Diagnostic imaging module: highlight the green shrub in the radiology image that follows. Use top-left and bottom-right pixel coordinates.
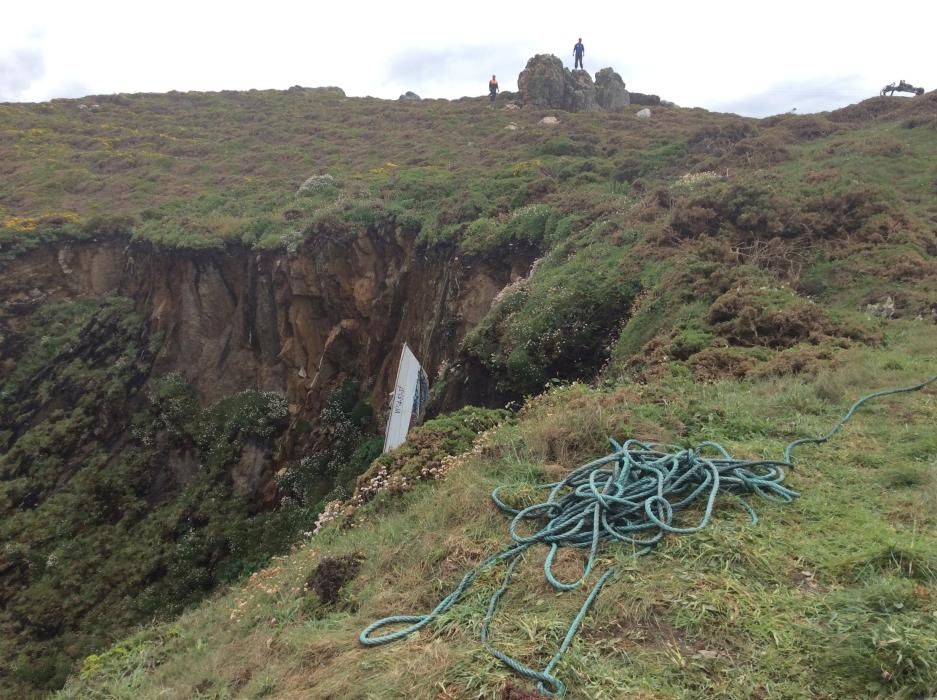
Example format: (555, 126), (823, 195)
(81, 214), (136, 235)
(538, 137), (597, 157)
(364, 406), (509, 484)
(277, 383), (381, 507)
(463, 240), (640, 395)
(669, 318), (715, 360)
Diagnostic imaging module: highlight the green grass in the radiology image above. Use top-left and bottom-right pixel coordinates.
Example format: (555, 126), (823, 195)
(7, 88), (914, 257)
(56, 325), (937, 699)
(3, 88), (937, 696)
(463, 234), (642, 395)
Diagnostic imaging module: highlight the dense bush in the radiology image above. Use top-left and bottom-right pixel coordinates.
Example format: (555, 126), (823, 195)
(277, 382), (382, 508)
(463, 240), (640, 396)
(0, 301), (351, 696)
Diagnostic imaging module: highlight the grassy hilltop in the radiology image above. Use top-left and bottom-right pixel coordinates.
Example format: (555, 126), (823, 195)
(1, 86), (936, 698)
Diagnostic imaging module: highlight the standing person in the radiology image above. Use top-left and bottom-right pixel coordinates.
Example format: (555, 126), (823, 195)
(489, 75), (499, 102)
(573, 38), (585, 70)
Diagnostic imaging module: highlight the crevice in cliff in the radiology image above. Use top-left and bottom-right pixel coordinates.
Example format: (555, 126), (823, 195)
(0, 227), (539, 469)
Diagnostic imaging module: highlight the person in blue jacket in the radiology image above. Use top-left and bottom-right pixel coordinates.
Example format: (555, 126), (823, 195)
(573, 38), (585, 70)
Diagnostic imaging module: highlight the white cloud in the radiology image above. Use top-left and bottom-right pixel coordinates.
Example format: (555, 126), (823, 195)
(709, 75), (870, 117)
(0, 48), (46, 102)
(1, 0), (934, 114)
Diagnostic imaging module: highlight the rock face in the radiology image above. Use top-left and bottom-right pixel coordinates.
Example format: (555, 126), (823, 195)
(517, 54), (570, 109)
(595, 68), (630, 110)
(568, 70), (597, 111)
(0, 229), (535, 419)
(630, 92), (662, 106)
(0, 226), (539, 523)
(517, 55), (628, 113)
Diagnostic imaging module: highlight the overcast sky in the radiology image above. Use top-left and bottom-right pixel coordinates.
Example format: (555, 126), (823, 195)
(2, 0), (933, 117)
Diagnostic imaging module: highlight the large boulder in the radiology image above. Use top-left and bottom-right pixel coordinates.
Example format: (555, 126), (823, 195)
(398, 91), (421, 102)
(595, 68), (630, 110)
(517, 54), (599, 112)
(517, 54), (569, 109)
(518, 55), (637, 112)
(568, 70), (598, 112)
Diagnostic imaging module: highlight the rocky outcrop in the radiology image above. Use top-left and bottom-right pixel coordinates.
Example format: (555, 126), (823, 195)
(630, 92), (662, 106)
(494, 90), (519, 104)
(398, 91), (421, 102)
(1, 225), (537, 693)
(288, 85), (346, 97)
(517, 55), (630, 113)
(595, 68), (630, 110)
(517, 54), (571, 109)
(0, 228), (535, 423)
(568, 70), (597, 112)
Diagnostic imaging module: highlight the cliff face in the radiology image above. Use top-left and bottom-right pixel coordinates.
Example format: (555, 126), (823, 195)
(1, 227), (538, 694)
(1, 228), (532, 420)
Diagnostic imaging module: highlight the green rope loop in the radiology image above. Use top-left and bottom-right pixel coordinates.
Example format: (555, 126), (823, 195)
(360, 373), (937, 696)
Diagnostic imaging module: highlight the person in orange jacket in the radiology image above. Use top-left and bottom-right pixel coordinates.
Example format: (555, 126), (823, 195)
(489, 75), (499, 102)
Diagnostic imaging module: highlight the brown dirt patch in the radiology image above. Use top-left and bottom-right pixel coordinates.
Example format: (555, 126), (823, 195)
(501, 683), (549, 700)
(305, 553), (363, 604)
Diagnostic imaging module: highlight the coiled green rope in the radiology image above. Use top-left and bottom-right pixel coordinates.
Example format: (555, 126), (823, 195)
(360, 374), (937, 696)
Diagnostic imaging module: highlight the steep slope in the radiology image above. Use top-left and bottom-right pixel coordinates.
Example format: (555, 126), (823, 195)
(2, 86), (936, 697)
(58, 340), (937, 698)
(0, 228), (527, 694)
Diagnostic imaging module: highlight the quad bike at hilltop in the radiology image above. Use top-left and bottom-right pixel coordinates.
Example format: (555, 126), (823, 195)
(881, 80), (925, 96)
